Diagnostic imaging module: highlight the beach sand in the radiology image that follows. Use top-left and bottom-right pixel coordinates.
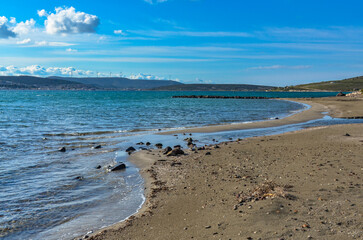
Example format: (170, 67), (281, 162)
(87, 96), (363, 240)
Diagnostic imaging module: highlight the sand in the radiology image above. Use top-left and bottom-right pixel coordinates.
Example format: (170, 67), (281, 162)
(87, 96), (363, 240)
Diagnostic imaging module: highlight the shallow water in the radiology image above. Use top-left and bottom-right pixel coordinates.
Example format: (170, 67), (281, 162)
(0, 90), (351, 239)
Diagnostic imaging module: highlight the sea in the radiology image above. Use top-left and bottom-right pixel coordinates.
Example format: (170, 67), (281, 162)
(1, 90), (362, 240)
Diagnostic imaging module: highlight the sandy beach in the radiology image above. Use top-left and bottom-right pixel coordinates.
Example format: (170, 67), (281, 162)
(87, 96), (363, 240)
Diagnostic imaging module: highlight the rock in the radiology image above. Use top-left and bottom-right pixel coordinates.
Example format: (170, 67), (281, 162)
(174, 145), (182, 149)
(205, 152), (211, 155)
(136, 142), (144, 145)
(197, 146), (205, 150)
(93, 145), (102, 149)
(96, 165), (102, 169)
(163, 146), (172, 154)
(111, 163), (126, 171)
(74, 176), (84, 180)
(336, 92), (346, 96)
(59, 147), (66, 152)
(146, 142), (151, 146)
(167, 148), (184, 156)
(125, 147), (136, 153)
(345, 133), (351, 136)
(155, 143), (163, 149)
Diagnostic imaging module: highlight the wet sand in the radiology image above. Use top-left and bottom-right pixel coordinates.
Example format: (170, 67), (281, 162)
(87, 96), (363, 240)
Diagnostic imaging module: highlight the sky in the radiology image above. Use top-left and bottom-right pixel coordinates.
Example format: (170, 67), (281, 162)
(0, 0), (363, 86)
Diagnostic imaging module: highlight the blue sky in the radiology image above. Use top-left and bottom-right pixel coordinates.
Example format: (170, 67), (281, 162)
(0, 0), (363, 86)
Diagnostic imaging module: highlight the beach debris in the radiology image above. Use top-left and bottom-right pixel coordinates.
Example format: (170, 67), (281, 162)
(163, 146), (172, 154)
(126, 146), (136, 153)
(236, 181), (296, 205)
(146, 142), (151, 146)
(96, 165), (102, 169)
(166, 148), (184, 156)
(93, 145), (102, 149)
(205, 152), (211, 155)
(74, 176), (84, 180)
(155, 143), (163, 149)
(345, 133), (351, 136)
(58, 147), (66, 152)
(197, 146), (205, 150)
(111, 162), (126, 171)
(136, 142), (144, 145)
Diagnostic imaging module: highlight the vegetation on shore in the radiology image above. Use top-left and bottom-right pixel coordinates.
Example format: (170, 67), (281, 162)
(275, 76), (363, 92)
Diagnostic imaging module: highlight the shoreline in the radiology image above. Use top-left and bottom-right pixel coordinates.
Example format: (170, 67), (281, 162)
(86, 96), (363, 240)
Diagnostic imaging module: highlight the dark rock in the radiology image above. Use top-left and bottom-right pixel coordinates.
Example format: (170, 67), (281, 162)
(155, 143), (163, 149)
(139, 147), (148, 150)
(146, 142), (151, 146)
(93, 145), (102, 149)
(345, 133), (351, 136)
(74, 176), (84, 180)
(111, 162), (126, 171)
(197, 146), (205, 150)
(167, 148), (184, 156)
(96, 165), (102, 169)
(174, 145), (182, 149)
(163, 146), (172, 154)
(205, 152), (211, 155)
(126, 147), (136, 153)
(59, 147), (66, 152)
(136, 142), (144, 145)
(336, 92), (346, 96)
(171, 162), (182, 166)
(275, 117), (279, 120)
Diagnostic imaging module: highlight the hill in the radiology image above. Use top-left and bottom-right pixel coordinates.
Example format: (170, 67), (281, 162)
(0, 76), (93, 90)
(151, 84), (275, 91)
(280, 76), (363, 92)
(0, 76), (183, 90)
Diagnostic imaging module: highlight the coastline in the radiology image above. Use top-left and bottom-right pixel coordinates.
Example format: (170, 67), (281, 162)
(87, 96), (363, 240)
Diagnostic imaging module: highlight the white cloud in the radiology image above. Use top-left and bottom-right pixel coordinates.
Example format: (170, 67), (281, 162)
(37, 9), (48, 17)
(129, 30), (251, 38)
(12, 19), (36, 35)
(66, 48), (77, 52)
(114, 30), (126, 35)
(17, 38), (31, 44)
(0, 16), (16, 38)
(129, 73), (166, 80)
(248, 65), (311, 70)
(144, 0), (168, 4)
(39, 7), (100, 34)
(0, 64), (94, 77)
(35, 41), (75, 47)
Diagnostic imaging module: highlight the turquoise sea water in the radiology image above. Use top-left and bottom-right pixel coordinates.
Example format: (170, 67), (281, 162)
(0, 90), (355, 239)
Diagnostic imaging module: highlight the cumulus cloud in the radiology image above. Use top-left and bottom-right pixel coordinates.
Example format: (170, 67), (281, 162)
(0, 64), (94, 77)
(0, 16), (16, 38)
(39, 7), (100, 34)
(129, 73), (166, 80)
(12, 19), (36, 35)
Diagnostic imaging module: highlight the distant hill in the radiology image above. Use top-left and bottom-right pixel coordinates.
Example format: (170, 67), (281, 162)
(0, 76), (183, 90)
(48, 76), (182, 90)
(0, 76), (93, 90)
(151, 84), (275, 91)
(281, 76), (363, 92)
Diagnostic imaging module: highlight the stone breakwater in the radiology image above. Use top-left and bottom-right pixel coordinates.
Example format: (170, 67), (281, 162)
(172, 95), (271, 99)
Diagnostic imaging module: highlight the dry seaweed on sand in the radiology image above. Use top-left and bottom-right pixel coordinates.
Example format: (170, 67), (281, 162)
(237, 181), (296, 204)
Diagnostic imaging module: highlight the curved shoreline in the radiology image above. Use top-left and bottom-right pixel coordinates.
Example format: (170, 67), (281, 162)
(86, 96), (363, 240)
(158, 98), (327, 134)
